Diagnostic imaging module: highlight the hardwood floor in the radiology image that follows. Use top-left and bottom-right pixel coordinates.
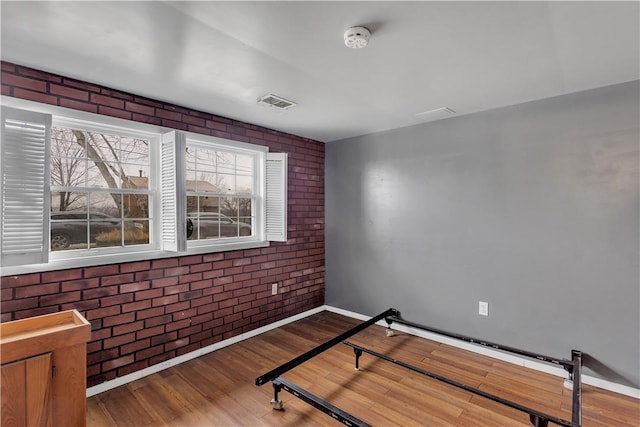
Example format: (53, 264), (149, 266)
(87, 311), (640, 426)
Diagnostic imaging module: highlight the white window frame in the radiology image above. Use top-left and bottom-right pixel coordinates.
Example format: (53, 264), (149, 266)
(184, 132), (266, 248)
(0, 97), (287, 276)
(48, 117), (160, 262)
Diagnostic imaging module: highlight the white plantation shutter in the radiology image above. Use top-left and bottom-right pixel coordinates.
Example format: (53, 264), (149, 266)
(265, 152), (287, 242)
(1, 107), (51, 267)
(161, 131), (186, 252)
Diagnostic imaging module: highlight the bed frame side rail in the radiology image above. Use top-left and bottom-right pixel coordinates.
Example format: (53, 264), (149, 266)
(271, 377), (372, 427)
(386, 315), (574, 368)
(381, 315), (582, 427)
(343, 341), (577, 427)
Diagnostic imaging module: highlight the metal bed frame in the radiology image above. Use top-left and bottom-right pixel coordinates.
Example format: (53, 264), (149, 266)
(255, 308), (583, 427)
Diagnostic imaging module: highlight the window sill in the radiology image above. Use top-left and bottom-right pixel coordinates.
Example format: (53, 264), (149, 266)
(0, 240), (270, 277)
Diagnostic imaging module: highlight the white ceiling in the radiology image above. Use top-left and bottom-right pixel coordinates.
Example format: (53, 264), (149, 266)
(2, 1), (638, 142)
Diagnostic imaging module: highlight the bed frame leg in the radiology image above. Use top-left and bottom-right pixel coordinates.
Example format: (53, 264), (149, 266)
(563, 358), (574, 390)
(385, 317), (395, 337)
(353, 348), (363, 370)
(271, 383), (284, 410)
(529, 414), (549, 427)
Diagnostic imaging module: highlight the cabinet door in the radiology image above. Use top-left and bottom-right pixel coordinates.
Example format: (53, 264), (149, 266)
(1, 353), (52, 427)
(1, 358), (26, 426)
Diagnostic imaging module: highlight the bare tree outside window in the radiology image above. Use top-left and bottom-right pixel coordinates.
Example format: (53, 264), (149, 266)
(50, 126), (150, 250)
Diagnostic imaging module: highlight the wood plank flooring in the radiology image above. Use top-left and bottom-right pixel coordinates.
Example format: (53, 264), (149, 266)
(87, 311), (640, 426)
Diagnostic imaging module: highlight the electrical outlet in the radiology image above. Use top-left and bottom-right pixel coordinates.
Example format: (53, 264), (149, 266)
(272, 283), (278, 295)
(479, 301), (489, 316)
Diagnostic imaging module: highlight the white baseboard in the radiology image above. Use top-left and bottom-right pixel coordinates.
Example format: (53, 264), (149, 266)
(87, 304), (639, 400)
(86, 305), (326, 397)
(324, 305), (640, 399)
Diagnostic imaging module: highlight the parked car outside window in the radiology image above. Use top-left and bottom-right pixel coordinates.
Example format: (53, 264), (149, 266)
(50, 212), (143, 250)
(187, 212), (251, 239)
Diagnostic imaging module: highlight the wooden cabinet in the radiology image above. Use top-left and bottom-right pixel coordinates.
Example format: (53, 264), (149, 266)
(1, 310), (91, 427)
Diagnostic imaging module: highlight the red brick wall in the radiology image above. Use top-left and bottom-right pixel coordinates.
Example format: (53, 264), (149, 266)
(0, 62), (325, 387)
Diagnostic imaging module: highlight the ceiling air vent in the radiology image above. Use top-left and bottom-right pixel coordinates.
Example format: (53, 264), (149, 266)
(414, 107), (457, 123)
(415, 107), (456, 119)
(257, 94), (297, 110)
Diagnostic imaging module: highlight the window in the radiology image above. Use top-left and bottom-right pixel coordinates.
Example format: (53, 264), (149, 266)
(49, 123), (152, 252)
(0, 103), (287, 273)
(185, 140), (257, 242)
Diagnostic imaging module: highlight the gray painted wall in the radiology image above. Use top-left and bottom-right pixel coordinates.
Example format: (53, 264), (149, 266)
(325, 81), (640, 388)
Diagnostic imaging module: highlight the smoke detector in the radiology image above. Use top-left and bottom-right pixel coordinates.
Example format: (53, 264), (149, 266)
(344, 26), (370, 49)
